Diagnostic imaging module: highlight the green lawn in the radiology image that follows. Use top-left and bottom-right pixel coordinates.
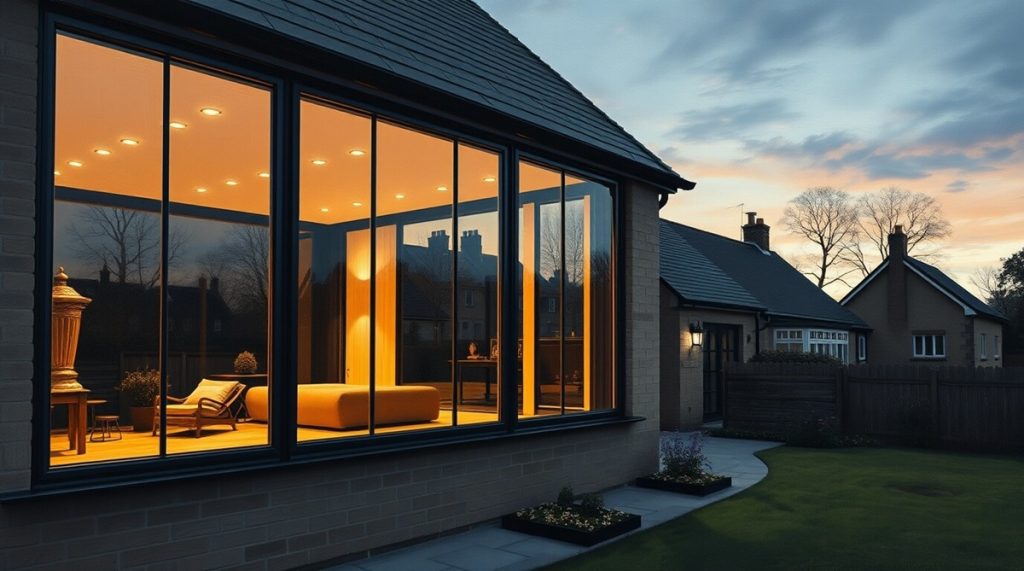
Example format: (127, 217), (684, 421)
(549, 446), (1024, 570)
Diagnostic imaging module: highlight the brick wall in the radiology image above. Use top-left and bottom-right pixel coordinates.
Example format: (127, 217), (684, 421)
(0, 10), (665, 559)
(0, 0), (37, 497)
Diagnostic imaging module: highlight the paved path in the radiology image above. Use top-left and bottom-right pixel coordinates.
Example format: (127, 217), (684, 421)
(326, 434), (782, 571)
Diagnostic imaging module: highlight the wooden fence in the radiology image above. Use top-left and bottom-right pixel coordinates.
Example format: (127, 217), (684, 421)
(723, 363), (1024, 451)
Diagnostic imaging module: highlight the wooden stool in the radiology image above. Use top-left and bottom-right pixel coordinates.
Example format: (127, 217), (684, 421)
(91, 415), (122, 442)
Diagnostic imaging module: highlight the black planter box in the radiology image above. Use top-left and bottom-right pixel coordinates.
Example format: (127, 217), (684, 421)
(635, 475), (732, 496)
(501, 511), (641, 546)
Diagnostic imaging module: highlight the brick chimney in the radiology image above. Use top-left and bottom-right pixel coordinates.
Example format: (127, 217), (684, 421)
(461, 229), (482, 265)
(428, 229), (449, 254)
(887, 225), (908, 327)
(742, 211), (770, 251)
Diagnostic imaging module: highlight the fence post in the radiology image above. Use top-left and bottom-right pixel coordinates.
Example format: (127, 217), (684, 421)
(836, 366), (846, 434)
(929, 368), (940, 447)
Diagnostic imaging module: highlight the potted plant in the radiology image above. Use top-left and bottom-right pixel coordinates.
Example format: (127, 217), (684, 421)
(501, 486), (641, 546)
(117, 368), (160, 432)
(635, 432), (732, 496)
(233, 351), (258, 374)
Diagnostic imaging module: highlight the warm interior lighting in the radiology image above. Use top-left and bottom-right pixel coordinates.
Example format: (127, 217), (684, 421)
(119, 138), (140, 146)
(257, 171), (270, 178)
(67, 160), (83, 167)
(482, 176), (496, 183)
(352, 201), (363, 207)
(93, 148), (112, 156)
(320, 207), (329, 213)
(199, 107), (222, 116)
(348, 149), (365, 156)
(54, 170), (61, 176)
(195, 187), (208, 193)
(225, 179), (238, 186)
(436, 185), (448, 192)
(394, 193), (405, 199)
(311, 159), (327, 166)
(169, 121), (188, 129)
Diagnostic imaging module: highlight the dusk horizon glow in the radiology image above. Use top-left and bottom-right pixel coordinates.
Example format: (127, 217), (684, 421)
(479, 0), (1024, 298)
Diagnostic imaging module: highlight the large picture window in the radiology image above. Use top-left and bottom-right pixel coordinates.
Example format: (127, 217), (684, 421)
(42, 27), (619, 479)
(517, 160), (615, 418)
(49, 33), (272, 467)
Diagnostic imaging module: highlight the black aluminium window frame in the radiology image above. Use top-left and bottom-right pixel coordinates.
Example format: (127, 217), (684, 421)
(29, 9), (629, 494)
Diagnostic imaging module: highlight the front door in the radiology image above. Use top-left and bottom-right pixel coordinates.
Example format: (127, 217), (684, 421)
(702, 324), (740, 421)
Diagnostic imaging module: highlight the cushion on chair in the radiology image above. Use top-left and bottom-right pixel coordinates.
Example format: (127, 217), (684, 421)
(184, 379), (240, 405)
(165, 403), (200, 416)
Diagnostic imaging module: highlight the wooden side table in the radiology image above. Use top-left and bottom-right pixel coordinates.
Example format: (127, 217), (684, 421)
(52, 389), (89, 455)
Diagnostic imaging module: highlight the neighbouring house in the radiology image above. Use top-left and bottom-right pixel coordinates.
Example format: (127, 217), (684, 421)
(0, 1), (695, 568)
(659, 213), (869, 428)
(841, 226), (1005, 367)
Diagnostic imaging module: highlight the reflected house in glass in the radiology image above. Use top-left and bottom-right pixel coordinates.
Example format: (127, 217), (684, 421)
(0, 0), (694, 568)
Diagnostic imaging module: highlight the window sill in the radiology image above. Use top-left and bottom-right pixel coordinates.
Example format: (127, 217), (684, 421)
(3, 415), (644, 503)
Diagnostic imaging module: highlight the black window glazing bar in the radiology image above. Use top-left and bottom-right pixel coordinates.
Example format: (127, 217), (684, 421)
(499, 150), (517, 429)
(451, 140), (459, 427)
(559, 171), (566, 415)
(158, 56), (170, 457)
(368, 116), (377, 436)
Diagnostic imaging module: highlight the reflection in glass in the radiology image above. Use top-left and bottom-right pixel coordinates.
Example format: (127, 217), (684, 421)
(166, 64), (271, 454)
(50, 34), (163, 466)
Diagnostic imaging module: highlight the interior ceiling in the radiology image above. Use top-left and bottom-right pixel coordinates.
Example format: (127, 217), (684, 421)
(55, 35), (581, 227)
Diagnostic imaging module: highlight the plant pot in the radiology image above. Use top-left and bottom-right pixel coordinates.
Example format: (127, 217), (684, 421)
(130, 406), (154, 432)
(501, 512), (641, 546)
(635, 475), (732, 496)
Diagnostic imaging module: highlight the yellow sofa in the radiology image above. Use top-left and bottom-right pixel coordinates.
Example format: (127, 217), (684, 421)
(245, 384), (440, 429)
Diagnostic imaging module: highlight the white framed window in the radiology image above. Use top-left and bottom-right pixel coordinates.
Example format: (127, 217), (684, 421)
(995, 336), (1000, 360)
(980, 333), (988, 360)
(774, 328), (850, 363)
(857, 336), (866, 361)
(912, 334), (946, 358)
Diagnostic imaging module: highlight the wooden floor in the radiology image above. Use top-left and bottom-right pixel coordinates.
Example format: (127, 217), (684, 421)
(50, 409), (498, 467)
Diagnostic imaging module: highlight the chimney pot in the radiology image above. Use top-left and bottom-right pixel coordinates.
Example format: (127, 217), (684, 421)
(742, 211), (770, 251)
(746, 212), (756, 225)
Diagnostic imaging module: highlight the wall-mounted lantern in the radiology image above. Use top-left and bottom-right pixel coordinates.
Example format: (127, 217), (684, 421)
(689, 321), (704, 347)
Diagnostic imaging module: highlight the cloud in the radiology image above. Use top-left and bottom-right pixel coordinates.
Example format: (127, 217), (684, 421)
(946, 179), (971, 193)
(744, 131), (854, 160)
(668, 99), (796, 141)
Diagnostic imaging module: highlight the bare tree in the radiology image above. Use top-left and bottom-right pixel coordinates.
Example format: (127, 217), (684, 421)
(201, 225), (269, 313)
(69, 206), (185, 287)
(854, 186), (951, 272)
(781, 186), (861, 289)
(538, 201), (584, 284)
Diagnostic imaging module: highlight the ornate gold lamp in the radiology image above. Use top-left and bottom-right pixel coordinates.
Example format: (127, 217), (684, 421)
(51, 267), (91, 392)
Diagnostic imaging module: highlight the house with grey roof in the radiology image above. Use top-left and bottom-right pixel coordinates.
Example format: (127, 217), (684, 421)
(0, 1), (693, 567)
(841, 226), (1005, 367)
(660, 214), (869, 428)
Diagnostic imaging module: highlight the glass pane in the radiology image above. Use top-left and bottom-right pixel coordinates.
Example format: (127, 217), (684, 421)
(166, 64), (271, 454)
(566, 174), (614, 412)
(376, 121), (453, 433)
(935, 336), (945, 356)
(518, 161), (562, 418)
(455, 144), (501, 425)
(296, 98), (372, 442)
(51, 34), (162, 466)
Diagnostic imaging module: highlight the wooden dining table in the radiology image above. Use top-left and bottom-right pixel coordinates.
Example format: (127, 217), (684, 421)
(52, 389), (89, 454)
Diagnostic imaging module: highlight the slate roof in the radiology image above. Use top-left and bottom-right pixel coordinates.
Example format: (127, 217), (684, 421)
(905, 258), (1005, 321)
(181, 0), (691, 189)
(660, 220), (869, 329)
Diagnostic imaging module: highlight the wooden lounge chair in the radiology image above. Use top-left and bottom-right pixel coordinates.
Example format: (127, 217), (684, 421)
(153, 379), (245, 438)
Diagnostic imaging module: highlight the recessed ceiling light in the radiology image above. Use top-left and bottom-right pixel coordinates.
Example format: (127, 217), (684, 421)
(169, 121), (188, 129)
(436, 185), (448, 192)
(311, 159), (327, 166)
(352, 201), (363, 207)
(349, 149), (366, 157)
(54, 170), (61, 176)
(67, 160), (83, 167)
(257, 171), (270, 178)
(482, 176), (496, 183)
(225, 179), (238, 186)
(196, 187), (208, 193)
(320, 207), (329, 213)
(200, 107), (222, 116)
(120, 138), (140, 146)
(395, 194), (405, 199)
(94, 148), (112, 156)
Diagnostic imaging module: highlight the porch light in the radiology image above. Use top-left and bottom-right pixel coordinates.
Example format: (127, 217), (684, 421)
(689, 321), (704, 347)
(200, 107), (222, 116)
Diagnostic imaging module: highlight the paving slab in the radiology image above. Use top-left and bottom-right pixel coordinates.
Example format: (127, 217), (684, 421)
(325, 433), (782, 571)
